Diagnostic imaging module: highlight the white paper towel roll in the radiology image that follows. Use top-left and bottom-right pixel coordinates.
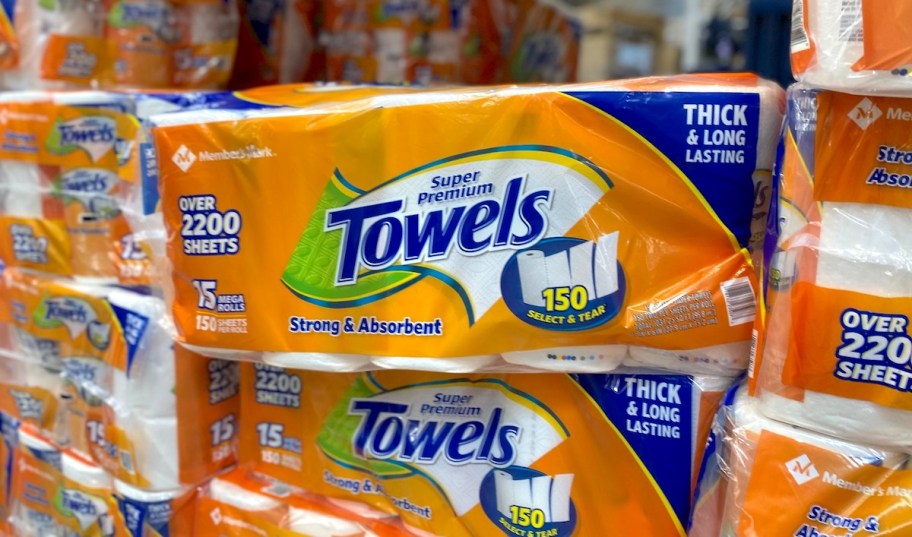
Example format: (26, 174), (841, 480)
(517, 250), (547, 307)
(371, 355), (502, 373)
(264, 352), (374, 373)
(593, 232), (619, 298)
(119, 415), (179, 490)
(759, 390), (912, 449)
(494, 470), (514, 517)
(107, 289), (177, 419)
(209, 477), (284, 512)
(286, 506), (364, 536)
(549, 474), (574, 523)
(502, 345), (627, 373)
(0, 160), (43, 218)
(625, 342), (751, 376)
(817, 202), (912, 297)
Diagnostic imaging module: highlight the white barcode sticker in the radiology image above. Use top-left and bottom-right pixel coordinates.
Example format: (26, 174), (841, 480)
(838, 0), (863, 43)
(264, 483), (293, 498)
(721, 277), (756, 326)
(791, 0), (810, 52)
(748, 328), (759, 378)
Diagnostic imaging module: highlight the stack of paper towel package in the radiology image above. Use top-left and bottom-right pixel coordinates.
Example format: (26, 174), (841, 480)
(691, 3), (912, 536)
(0, 76), (792, 534)
(140, 74), (784, 535)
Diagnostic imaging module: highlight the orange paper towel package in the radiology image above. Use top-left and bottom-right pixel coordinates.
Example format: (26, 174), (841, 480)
(1, 267), (240, 491)
(691, 385), (912, 537)
(238, 364), (733, 536)
(753, 85), (912, 448)
(0, 91), (157, 286)
(152, 74), (784, 374)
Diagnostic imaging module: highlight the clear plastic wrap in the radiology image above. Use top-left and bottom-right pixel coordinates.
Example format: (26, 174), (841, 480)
(0, 0), (239, 90)
(791, 0), (912, 95)
(238, 365), (733, 536)
(691, 384), (912, 537)
(0, 91), (158, 286)
(196, 468), (416, 536)
(753, 85), (912, 447)
(151, 74), (784, 374)
(1, 267), (239, 491)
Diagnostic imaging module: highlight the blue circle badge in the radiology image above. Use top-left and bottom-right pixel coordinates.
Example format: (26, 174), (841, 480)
(501, 237), (625, 331)
(480, 466), (577, 537)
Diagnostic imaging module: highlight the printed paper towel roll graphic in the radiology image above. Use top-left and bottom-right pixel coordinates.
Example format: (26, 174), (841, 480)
(530, 475), (552, 522)
(494, 470), (514, 518)
(493, 472), (573, 523)
(518, 233), (620, 307)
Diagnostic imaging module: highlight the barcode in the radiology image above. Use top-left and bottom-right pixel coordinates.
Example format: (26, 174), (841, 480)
(264, 483), (292, 498)
(120, 450), (134, 473)
(838, 0), (863, 42)
(721, 277), (756, 326)
(791, 0), (810, 52)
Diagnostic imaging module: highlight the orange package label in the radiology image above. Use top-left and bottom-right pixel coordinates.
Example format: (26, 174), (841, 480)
(155, 79), (782, 362)
(0, 216), (72, 276)
(783, 281), (912, 411)
(815, 92), (912, 210)
(740, 430), (912, 536)
(239, 365), (732, 536)
(40, 35), (106, 85)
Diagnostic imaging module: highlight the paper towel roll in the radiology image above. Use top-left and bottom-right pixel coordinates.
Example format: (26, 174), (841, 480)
(550, 474), (573, 523)
(62, 450), (111, 490)
(324, 497), (391, 520)
(502, 345), (627, 373)
(817, 202), (912, 297)
(123, 416), (179, 490)
(371, 355), (502, 373)
(794, 0), (912, 94)
(107, 289), (177, 419)
(209, 477), (284, 512)
(625, 342), (751, 376)
(264, 352), (374, 373)
(759, 390), (912, 449)
(517, 250), (547, 307)
(0, 160), (43, 218)
(593, 232), (619, 298)
(286, 506), (364, 536)
(18, 425), (60, 464)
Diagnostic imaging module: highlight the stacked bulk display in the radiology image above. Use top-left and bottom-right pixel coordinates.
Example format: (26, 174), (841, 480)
(149, 74), (785, 535)
(0, 91), (242, 536)
(692, 3), (912, 536)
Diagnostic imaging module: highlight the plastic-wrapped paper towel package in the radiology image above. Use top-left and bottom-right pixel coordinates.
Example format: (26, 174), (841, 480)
(1, 267), (240, 491)
(753, 85), (912, 447)
(0, 0), (240, 90)
(238, 364), (733, 536)
(152, 74), (785, 374)
(791, 0), (912, 94)
(691, 385), (912, 537)
(196, 467), (417, 536)
(0, 91), (158, 286)
(4, 421), (199, 536)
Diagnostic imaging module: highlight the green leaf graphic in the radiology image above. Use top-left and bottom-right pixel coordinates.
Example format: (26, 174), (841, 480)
(316, 376), (403, 476)
(32, 295), (57, 329)
(107, 1), (135, 28)
(37, 0), (57, 11)
(281, 176), (417, 306)
(44, 119), (70, 155)
(53, 488), (72, 518)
